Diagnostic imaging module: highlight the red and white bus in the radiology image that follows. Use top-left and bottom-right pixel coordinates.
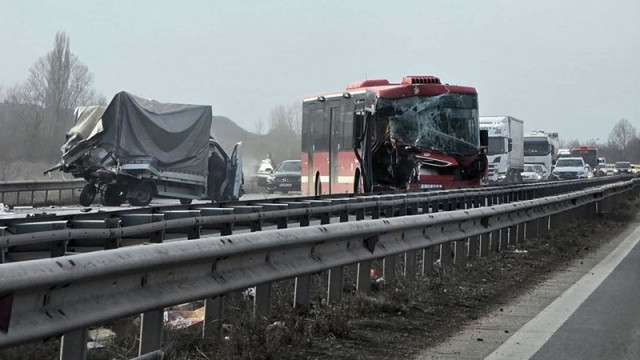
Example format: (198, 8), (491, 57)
(301, 75), (488, 195)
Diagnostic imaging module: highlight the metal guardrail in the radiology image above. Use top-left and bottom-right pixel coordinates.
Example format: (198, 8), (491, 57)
(0, 179), (86, 206)
(0, 178), (637, 359)
(0, 176), (629, 262)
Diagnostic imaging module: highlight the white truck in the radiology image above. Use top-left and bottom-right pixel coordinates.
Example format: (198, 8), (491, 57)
(479, 116), (524, 183)
(524, 131), (559, 174)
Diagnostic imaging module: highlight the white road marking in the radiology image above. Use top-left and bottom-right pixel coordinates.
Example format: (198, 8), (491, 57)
(485, 223), (640, 360)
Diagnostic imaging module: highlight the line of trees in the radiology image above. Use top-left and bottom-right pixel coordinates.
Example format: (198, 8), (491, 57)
(561, 118), (640, 164)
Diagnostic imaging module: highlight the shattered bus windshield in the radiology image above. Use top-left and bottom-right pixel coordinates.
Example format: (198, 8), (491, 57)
(377, 93), (479, 156)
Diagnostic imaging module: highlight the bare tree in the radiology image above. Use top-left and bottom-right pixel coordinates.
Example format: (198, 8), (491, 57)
(24, 31), (97, 123)
(608, 118), (637, 154)
(254, 118), (265, 135)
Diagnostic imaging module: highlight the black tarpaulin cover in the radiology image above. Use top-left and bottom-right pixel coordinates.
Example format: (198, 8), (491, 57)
(101, 91), (212, 173)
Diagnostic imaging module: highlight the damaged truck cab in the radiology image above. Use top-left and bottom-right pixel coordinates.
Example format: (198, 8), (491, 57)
(47, 92), (243, 207)
(301, 75), (488, 195)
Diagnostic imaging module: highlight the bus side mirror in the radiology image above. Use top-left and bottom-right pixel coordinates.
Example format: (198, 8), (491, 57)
(508, 138), (513, 152)
(480, 129), (489, 147)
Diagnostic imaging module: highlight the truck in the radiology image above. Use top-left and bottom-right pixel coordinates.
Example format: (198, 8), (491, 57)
(523, 131), (559, 173)
(570, 146), (599, 175)
(301, 75), (488, 195)
(479, 116), (524, 183)
(45, 91), (243, 207)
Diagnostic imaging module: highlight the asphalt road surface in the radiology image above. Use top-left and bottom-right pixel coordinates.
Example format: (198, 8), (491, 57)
(418, 222), (640, 360)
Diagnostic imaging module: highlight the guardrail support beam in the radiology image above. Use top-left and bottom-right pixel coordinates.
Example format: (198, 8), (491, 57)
(294, 274), (311, 311)
(454, 239), (467, 267)
(357, 260), (372, 294)
(405, 250), (416, 280)
(468, 235), (479, 260)
(422, 247), (434, 274)
(490, 230), (500, 252)
(203, 296), (223, 339)
(60, 327), (88, 360)
(254, 283), (271, 319)
(440, 241), (453, 267)
(480, 233), (490, 257)
(139, 308), (163, 356)
(327, 266), (343, 304)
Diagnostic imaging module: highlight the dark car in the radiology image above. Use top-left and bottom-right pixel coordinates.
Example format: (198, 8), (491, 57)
(615, 161), (631, 174)
(266, 160), (301, 194)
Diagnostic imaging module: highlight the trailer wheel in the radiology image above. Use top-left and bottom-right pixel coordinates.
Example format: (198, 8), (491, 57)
(79, 184), (97, 207)
(102, 185), (126, 206)
(129, 182), (154, 206)
(179, 199), (193, 205)
(314, 172), (322, 196)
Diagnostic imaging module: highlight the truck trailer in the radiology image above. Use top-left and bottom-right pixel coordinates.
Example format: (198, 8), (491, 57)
(479, 116), (524, 183)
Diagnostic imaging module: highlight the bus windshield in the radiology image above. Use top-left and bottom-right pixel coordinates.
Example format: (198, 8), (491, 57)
(378, 93), (479, 156)
(571, 150), (597, 167)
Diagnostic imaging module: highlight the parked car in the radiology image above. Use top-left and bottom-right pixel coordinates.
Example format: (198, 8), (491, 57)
(631, 164), (640, 175)
(256, 159), (275, 187)
(551, 157), (588, 180)
(521, 163), (549, 182)
(615, 161), (632, 174)
(266, 160), (301, 194)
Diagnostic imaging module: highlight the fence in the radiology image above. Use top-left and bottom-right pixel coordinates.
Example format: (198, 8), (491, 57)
(0, 178), (636, 359)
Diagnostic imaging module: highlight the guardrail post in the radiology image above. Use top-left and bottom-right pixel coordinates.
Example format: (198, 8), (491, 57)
(254, 283), (271, 319)
(327, 266), (343, 304)
(105, 218), (121, 249)
(203, 296), (223, 339)
(525, 220), (536, 240)
(139, 308), (163, 356)
(60, 327), (88, 360)
(490, 230), (500, 252)
(405, 250), (416, 280)
(454, 239), (467, 267)
(383, 254), (396, 282)
(499, 227), (509, 251)
(468, 235), (480, 260)
(357, 259), (372, 294)
(200, 208), (234, 235)
(294, 274), (311, 311)
(508, 225), (517, 246)
(517, 222), (525, 243)
(422, 247), (434, 274)
(480, 233), (490, 257)
(440, 241), (453, 267)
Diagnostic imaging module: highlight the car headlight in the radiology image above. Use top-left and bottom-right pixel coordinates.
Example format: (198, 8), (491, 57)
(267, 176), (275, 183)
(536, 174), (542, 180)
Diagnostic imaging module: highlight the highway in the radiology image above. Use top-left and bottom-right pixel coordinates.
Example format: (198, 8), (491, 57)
(418, 221), (640, 360)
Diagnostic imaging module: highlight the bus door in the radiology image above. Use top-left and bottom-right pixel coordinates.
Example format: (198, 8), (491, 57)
(329, 105), (341, 194)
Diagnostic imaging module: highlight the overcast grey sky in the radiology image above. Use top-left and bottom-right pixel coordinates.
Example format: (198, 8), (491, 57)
(1, 0), (639, 142)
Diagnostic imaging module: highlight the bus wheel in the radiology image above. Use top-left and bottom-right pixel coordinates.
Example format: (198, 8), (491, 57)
(353, 169), (362, 194)
(314, 172), (322, 196)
